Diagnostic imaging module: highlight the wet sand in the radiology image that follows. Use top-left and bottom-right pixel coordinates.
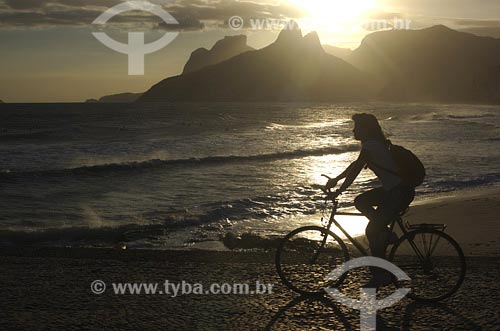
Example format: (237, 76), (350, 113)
(1, 186), (499, 330)
(408, 185), (500, 257)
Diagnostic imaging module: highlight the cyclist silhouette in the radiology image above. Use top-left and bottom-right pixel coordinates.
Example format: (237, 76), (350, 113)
(325, 113), (415, 283)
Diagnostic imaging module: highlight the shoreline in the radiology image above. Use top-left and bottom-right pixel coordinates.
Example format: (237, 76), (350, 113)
(413, 183), (500, 205)
(0, 184), (499, 257)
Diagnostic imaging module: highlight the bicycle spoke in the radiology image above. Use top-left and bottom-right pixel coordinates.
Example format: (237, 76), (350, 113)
(421, 232), (428, 258)
(428, 234), (442, 257)
(390, 229), (466, 301)
(408, 237), (425, 261)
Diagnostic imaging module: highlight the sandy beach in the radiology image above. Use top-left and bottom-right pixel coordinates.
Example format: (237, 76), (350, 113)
(1, 186), (499, 330)
(407, 186), (500, 257)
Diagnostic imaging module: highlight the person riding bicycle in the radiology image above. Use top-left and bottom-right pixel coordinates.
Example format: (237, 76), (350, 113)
(324, 113), (416, 265)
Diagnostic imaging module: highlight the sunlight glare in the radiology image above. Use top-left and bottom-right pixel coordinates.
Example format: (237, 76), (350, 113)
(298, 213), (368, 239)
(289, 0), (377, 31)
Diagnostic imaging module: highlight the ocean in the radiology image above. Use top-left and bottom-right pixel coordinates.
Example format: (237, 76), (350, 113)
(1, 102), (499, 249)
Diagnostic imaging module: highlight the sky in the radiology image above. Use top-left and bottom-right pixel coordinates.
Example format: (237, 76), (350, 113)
(1, 0), (500, 102)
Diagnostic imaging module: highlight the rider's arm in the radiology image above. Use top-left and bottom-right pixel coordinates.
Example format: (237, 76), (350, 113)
(326, 162), (355, 189)
(334, 162), (358, 181)
(336, 150), (368, 192)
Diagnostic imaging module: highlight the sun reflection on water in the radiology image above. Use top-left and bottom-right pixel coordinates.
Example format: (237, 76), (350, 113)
(308, 152), (358, 186)
(332, 213), (369, 238)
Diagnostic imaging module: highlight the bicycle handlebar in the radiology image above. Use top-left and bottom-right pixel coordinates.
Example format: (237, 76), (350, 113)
(318, 174), (342, 200)
(324, 189), (342, 201)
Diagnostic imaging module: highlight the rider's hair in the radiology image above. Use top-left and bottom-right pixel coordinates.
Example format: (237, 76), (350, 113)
(351, 113), (386, 142)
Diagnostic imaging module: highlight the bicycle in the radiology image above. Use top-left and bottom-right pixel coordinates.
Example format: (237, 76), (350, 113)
(275, 176), (466, 302)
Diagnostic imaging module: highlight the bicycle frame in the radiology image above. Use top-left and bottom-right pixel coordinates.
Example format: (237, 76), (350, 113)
(276, 193), (465, 301)
(323, 199), (411, 257)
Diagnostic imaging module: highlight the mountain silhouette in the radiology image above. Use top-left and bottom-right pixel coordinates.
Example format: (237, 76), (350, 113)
(97, 24), (500, 104)
(348, 25), (500, 102)
(98, 92), (143, 103)
(459, 27), (500, 39)
(139, 25), (374, 102)
(183, 35), (254, 74)
(322, 45), (352, 61)
(86, 92), (143, 103)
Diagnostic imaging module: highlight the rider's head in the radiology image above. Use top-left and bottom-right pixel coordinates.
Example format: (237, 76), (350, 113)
(351, 113), (386, 142)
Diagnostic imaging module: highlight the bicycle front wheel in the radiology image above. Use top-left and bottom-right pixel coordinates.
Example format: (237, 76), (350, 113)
(276, 226), (349, 295)
(389, 229), (466, 302)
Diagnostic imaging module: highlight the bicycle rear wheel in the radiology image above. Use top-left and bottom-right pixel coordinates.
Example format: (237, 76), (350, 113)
(389, 229), (466, 301)
(276, 226), (349, 295)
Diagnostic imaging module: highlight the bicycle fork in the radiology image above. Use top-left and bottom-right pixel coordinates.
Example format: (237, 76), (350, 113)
(309, 227), (329, 264)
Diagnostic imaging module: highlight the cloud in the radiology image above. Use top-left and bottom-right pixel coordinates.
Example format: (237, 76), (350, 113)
(450, 18), (500, 39)
(363, 10), (433, 30)
(0, 0), (305, 30)
(3, 0), (45, 9)
(3, 0), (121, 9)
(451, 18), (500, 28)
(364, 9), (500, 37)
(0, 6), (141, 28)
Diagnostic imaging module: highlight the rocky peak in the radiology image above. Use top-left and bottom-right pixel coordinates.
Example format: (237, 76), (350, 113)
(303, 31), (324, 53)
(183, 34), (254, 74)
(274, 21), (303, 45)
(212, 35), (249, 52)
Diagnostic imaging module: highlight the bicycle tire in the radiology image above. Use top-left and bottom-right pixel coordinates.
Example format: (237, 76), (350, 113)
(276, 226), (350, 295)
(389, 229), (466, 302)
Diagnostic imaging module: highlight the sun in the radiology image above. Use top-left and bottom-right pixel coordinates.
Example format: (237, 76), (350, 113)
(289, 0), (377, 31)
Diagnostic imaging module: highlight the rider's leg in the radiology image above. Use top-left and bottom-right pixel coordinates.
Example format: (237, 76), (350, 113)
(364, 219), (393, 287)
(366, 220), (391, 258)
(354, 187), (385, 222)
(355, 187), (390, 258)
(368, 185), (416, 259)
(364, 186), (416, 286)
(381, 185), (416, 219)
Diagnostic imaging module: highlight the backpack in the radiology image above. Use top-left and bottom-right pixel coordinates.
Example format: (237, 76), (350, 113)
(369, 140), (426, 187)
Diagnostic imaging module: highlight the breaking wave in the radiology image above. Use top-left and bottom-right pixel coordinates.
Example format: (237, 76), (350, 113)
(0, 145), (358, 178)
